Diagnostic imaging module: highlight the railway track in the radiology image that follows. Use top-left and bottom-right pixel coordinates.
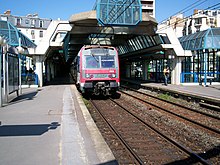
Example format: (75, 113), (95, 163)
(90, 98), (214, 164)
(119, 87), (220, 136)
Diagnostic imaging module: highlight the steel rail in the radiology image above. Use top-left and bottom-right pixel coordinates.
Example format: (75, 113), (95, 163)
(90, 99), (144, 165)
(109, 98), (212, 165)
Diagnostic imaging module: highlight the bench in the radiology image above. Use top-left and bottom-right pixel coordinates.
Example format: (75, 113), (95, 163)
(200, 76), (214, 85)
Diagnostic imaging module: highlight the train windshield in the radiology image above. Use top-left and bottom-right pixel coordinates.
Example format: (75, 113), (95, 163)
(101, 56), (115, 68)
(85, 55), (100, 68)
(84, 54), (115, 69)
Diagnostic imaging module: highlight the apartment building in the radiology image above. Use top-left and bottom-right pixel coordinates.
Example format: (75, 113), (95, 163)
(158, 9), (220, 37)
(183, 9), (220, 35)
(141, 0), (155, 18)
(157, 13), (185, 38)
(0, 10), (52, 45)
(0, 10), (52, 72)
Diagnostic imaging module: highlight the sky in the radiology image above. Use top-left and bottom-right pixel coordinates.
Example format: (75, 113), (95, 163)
(0, 0), (218, 22)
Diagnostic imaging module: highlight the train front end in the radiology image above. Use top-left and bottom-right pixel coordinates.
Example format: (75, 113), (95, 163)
(80, 46), (120, 96)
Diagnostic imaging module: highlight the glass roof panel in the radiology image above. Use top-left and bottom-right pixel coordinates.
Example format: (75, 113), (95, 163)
(179, 28), (220, 50)
(212, 28), (220, 35)
(194, 38), (202, 50)
(96, 0), (142, 26)
(0, 20), (36, 48)
(117, 34), (165, 55)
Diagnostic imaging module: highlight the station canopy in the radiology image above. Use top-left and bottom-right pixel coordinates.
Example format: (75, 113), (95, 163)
(179, 27), (220, 50)
(117, 34), (167, 55)
(95, 0), (142, 26)
(0, 20), (36, 48)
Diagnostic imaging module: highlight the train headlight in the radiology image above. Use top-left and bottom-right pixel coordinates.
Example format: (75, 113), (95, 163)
(85, 74), (90, 78)
(112, 74), (116, 78)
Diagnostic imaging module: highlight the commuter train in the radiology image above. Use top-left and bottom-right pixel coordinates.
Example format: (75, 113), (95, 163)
(71, 45), (120, 96)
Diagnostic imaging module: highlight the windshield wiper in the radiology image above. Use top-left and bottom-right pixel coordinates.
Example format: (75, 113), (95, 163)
(91, 53), (99, 62)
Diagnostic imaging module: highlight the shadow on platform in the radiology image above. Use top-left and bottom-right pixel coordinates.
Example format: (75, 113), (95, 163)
(10, 90), (38, 104)
(0, 122), (60, 137)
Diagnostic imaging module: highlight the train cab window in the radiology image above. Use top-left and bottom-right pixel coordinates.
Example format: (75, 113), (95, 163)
(85, 55), (100, 68)
(101, 56), (115, 68)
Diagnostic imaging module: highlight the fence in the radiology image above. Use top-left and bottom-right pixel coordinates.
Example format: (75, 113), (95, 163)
(180, 72), (220, 83)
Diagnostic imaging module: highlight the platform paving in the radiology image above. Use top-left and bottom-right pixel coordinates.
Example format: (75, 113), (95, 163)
(141, 83), (220, 100)
(0, 84), (116, 165)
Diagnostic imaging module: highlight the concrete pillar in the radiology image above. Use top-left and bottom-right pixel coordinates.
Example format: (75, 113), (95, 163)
(35, 55), (44, 87)
(171, 56), (183, 85)
(26, 56), (32, 70)
(143, 60), (149, 80)
(51, 62), (55, 79)
(125, 64), (131, 78)
(46, 61), (51, 82)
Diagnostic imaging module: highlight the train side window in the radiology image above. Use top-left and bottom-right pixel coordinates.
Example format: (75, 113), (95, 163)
(77, 56), (80, 72)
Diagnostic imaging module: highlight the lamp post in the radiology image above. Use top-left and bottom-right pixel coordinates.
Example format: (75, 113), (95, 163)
(216, 51), (220, 57)
(0, 36), (7, 106)
(17, 37), (25, 95)
(203, 49), (208, 87)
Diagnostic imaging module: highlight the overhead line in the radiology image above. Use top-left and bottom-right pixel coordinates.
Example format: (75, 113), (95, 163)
(159, 0), (208, 24)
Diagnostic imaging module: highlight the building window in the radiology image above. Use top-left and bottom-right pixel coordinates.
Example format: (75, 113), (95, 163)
(25, 19), (30, 24)
(31, 30), (35, 39)
(17, 18), (21, 26)
(31, 19), (36, 27)
(213, 11), (217, 16)
(195, 18), (202, 25)
(39, 20), (44, 28)
(39, 31), (43, 38)
(209, 18), (214, 24)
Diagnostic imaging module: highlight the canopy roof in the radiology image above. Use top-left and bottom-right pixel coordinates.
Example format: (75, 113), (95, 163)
(179, 28), (220, 50)
(0, 20), (36, 48)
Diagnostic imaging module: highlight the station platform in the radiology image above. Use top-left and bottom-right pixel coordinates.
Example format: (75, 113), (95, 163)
(122, 78), (220, 107)
(1, 78), (220, 165)
(0, 80), (117, 165)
